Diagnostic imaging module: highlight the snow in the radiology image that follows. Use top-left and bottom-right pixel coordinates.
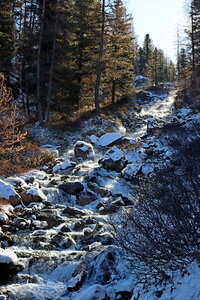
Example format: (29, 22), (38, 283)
(122, 163), (141, 179)
(72, 284), (107, 300)
(7, 177), (28, 189)
(26, 187), (47, 201)
(0, 248), (18, 264)
(142, 164), (154, 175)
(53, 160), (72, 173)
(104, 146), (124, 161)
(97, 133), (123, 147)
(87, 134), (99, 144)
(131, 263), (200, 300)
(0, 180), (19, 200)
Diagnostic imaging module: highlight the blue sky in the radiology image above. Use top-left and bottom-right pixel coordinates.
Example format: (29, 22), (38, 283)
(126, 0), (189, 60)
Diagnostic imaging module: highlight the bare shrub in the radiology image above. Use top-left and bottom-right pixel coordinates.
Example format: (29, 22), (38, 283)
(0, 73), (26, 157)
(113, 142), (200, 275)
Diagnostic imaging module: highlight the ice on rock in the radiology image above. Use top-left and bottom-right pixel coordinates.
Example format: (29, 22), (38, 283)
(97, 133), (123, 147)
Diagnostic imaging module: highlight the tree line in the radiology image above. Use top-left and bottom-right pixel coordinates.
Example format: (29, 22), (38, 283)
(0, 0), (175, 124)
(177, 0), (200, 101)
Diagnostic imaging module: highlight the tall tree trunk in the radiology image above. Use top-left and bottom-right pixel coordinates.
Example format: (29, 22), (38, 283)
(191, 7), (195, 71)
(37, 0), (46, 125)
(45, 0), (60, 123)
(94, 0), (105, 114)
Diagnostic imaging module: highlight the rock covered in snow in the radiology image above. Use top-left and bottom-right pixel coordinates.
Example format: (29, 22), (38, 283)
(99, 146), (127, 172)
(122, 163), (141, 179)
(74, 141), (95, 160)
(52, 160), (76, 174)
(97, 133), (123, 147)
(21, 187), (47, 205)
(0, 248), (23, 284)
(0, 180), (21, 206)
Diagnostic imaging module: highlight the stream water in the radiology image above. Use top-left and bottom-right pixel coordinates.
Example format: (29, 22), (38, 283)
(1, 90), (178, 300)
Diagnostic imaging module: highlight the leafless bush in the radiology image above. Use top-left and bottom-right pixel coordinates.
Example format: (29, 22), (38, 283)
(0, 73), (26, 157)
(113, 142), (200, 275)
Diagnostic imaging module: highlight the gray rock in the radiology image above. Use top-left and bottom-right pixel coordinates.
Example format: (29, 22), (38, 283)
(99, 146), (127, 172)
(78, 191), (96, 206)
(59, 182), (84, 195)
(62, 206), (86, 217)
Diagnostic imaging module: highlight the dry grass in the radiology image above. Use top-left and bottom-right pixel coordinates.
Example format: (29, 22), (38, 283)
(0, 141), (55, 177)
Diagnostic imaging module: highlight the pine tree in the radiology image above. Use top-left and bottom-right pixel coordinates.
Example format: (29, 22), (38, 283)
(0, 0), (14, 73)
(105, 0), (135, 104)
(142, 34), (154, 77)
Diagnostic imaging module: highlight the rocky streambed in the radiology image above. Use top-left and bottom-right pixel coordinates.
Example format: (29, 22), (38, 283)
(0, 90), (200, 299)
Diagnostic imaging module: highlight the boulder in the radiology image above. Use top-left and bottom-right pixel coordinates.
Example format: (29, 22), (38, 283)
(99, 146), (127, 172)
(0, 248), (23, 284)
(21, 187), (47, 205)
(59, 182), (84, 195)
(62, 206), (86, 217)
(74, 141), (95, 159)
(0, 180), (21, 206)
(78, 191), (96, 206)
(97, 133), (123, 147)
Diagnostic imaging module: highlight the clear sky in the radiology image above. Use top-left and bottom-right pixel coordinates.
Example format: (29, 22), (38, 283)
(126, 0), (189, 61)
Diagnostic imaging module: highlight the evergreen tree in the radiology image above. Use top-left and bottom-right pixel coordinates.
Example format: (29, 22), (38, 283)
(106, 0), (135, 104)
(0, 0), (14, 73)
(142, 33), (154, 76)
